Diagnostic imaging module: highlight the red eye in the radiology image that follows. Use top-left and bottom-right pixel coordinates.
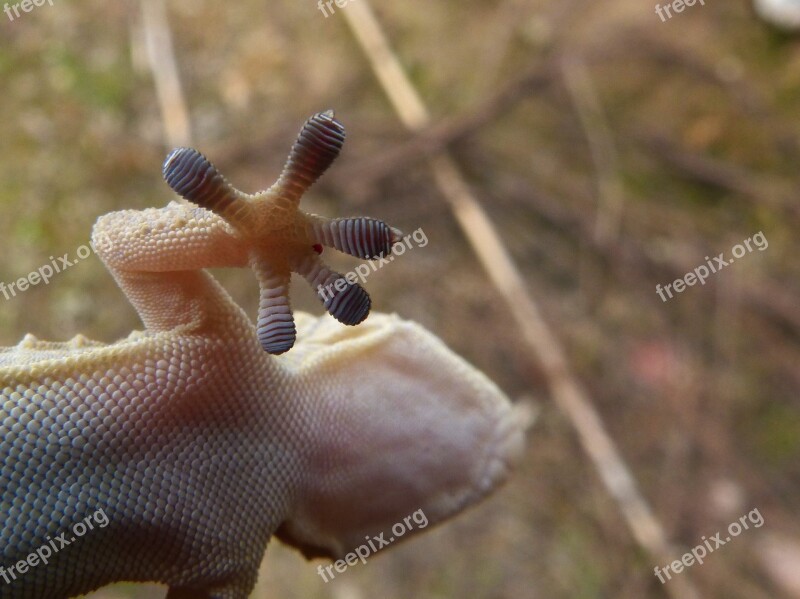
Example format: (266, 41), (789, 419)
(312, 243), (323, 254)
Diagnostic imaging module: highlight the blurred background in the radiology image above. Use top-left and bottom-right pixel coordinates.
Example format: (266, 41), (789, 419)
(1, 0), (799, 597)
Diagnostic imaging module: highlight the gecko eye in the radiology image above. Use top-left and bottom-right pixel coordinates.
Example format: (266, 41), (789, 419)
(312, 244), (323, 255)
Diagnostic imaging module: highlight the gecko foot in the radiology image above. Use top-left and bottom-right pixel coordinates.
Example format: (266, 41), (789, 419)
(162, 111), (404, 354)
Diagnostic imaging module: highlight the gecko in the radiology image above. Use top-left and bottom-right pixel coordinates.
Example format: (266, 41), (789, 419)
(0, 111), (525, 599)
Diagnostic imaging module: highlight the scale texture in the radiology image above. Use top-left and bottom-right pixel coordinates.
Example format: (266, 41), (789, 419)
(0, 116), (524, 599)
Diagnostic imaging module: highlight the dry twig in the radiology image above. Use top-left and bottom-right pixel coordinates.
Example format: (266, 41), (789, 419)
(140, 0), (191, 149)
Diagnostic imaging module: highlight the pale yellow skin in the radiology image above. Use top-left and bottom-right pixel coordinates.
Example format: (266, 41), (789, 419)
(0, 122), (524, 599)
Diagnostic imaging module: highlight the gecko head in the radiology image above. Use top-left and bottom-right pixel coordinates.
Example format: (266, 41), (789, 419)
(275, 312), (526, 561)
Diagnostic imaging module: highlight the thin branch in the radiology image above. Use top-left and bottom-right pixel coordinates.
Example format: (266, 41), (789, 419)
(561, 55), (625, 248)
(140, 0), (191, 149)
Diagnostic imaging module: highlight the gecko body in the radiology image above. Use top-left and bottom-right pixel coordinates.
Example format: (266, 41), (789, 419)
(0, 113), (524, 599)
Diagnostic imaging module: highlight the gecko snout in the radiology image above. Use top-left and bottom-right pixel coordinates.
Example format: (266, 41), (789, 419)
(274, 312), (527, 560)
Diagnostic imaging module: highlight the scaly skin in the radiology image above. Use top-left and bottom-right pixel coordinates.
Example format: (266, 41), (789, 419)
(0, 113), (524, 599)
